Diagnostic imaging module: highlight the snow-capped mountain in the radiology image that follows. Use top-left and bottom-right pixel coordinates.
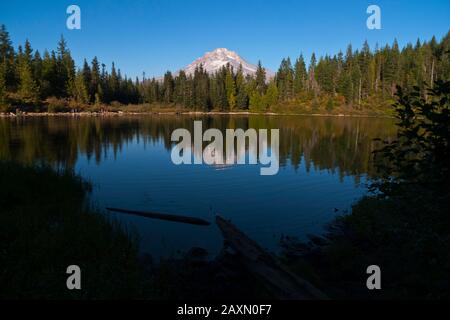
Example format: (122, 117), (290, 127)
(182, 48), (274, 78)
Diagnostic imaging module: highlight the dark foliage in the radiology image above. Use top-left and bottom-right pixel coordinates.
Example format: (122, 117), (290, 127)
(282, 80), (450, 299)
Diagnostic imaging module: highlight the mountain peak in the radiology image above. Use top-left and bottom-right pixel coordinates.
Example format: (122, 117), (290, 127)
(211, 47), (233, 53)
(183, 48), (274, 78)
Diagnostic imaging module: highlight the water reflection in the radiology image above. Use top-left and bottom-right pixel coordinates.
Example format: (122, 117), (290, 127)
(0, 115), (397, 256)
(0, 115), (395, 180)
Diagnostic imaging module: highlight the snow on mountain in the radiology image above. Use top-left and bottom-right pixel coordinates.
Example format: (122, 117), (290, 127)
(182, 48), (274, 78)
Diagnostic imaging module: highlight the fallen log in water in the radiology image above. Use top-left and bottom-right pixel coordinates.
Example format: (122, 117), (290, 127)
(216, 215), (328, 300)
(106, 207), (211, 226)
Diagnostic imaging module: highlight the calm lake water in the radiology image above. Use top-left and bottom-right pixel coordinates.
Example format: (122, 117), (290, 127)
(0, 115), (396, 257)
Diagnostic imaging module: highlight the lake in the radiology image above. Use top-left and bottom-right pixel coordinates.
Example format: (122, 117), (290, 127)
(0, 114), (396, 258)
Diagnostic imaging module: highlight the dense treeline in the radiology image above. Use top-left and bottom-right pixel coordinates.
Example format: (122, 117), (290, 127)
(135, 32), (450, 113)
(1, 24), (449, 113)
(0, 25), (140, 111)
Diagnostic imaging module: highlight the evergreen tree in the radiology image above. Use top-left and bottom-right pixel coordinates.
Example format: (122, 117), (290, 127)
(249, 91), (264, 111)
(109, 62), (119, 102)
(55, 35), (75, 97)
(17, 42), (39, 103)
(0, 63), (6, 107)
(359, 40), (372, 98)
(184, 76), (194, 108)
(82, 59), (92, 100)
(235, 65), (247, 109)
(225, 65), (237, 110)
(90, 57), (100, 103)
(264, 81), (278, 109)
(316, 55), (336, 94)
(383, 39), (401, 96)
(255, 60), (267, 94)
(293, 54), (307, 94)
(0, 25), (15, 91)
(308, 53), (318, 95)
(162, 71), (174, 104)
(276, 58), (294, 100)
(71, 70), (89, 104)
(32, 51), (43, 97)
(212, 66), (227, 110)
(174, 70), (187, 106)
(40, 50), (58, 99)
(193, 65), (210, 110)
(337, 45), (355, 104)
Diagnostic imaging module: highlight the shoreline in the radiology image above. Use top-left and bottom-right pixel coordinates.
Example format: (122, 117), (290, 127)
(0, 110), (394, 119)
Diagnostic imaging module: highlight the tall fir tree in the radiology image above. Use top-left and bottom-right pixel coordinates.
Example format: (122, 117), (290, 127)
(293, 54), (307, 94)
(17, 42), (39, 103)
(225, 65), (237, 110)
(235, 64), (248, 109)
(255, 61), (267, 95)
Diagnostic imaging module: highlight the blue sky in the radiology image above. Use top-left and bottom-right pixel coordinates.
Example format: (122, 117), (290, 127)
(1, 0), (449, 78)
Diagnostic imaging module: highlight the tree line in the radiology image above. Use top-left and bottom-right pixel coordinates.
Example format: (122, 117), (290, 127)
(0, 24), (140, 110)
(1, 24), (449, 113)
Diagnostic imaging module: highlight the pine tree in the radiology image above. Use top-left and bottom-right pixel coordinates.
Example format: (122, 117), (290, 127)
(359, 40), (372, 98)
(40, 50), (58, 99)
(32, 51), (43, 97)
(174, 70), (187, 106)
(337, 45), (355, 104)
(316, 55), (336, 94)
(0, 62), (6, 107)
(225, 65), (236, 110)
(235, 64), (248, 109)
(293, 54), (307, 95)
(264, 81), (278, 109)
(0, 25), (15, 91)
(249, 91), (264, 111)
(56, 35), (75, 97)
(184, 76), (194, 108)
(82, 59), (92, 100)
(95, 87), (102, 105)
(194, 65), (210, 111)
(212, 66), (227, 110)
(351, 63), (362, 107)
(17, 42), (39, 103)
(339, 74), (353, 104)
(276, 58), (294, 100)
(109, 62), (119, 102)
(71, 70), (89, 104)
(308, 53), (318, 95)
(90, 57), (100, 103)
(255, 60), (267, 95)
(383, 39), (400, 96)
(162, 71), (174, 104)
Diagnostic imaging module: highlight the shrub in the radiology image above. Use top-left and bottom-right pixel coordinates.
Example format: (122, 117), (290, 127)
(46, 97), (69, 113)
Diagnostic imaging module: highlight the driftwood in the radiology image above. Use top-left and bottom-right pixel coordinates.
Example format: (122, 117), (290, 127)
(106, 207), (211, 226)
(216, 215), (328, 300)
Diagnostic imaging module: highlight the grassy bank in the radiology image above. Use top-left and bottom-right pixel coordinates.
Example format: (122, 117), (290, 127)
(0, 161), (151, 299)
(1, 97), (394, 117)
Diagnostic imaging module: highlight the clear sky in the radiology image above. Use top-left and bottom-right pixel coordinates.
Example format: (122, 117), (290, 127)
(1, 0), (449, 78)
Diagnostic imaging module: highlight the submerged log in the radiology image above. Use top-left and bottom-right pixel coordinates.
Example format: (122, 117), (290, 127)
(106, 207), (211, 226)
(216, 215), (328, 300)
